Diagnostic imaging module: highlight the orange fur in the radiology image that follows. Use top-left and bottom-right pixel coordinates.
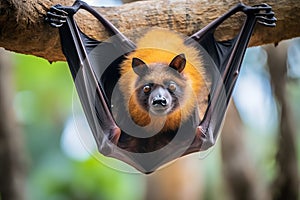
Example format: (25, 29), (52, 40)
(118, 29), (209, 132)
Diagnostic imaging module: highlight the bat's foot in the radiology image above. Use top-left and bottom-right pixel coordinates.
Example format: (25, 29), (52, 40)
(45, 5), (68, 28)
(243, 3), (277, 27)
(254, 4), (277, 27)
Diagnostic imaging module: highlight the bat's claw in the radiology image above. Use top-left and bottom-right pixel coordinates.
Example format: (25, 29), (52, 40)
(196, 125), (216, 151)
(45, 5), (69, 28)
(97, 127), (121, 156)
(257, 16), (277, 27)
(108, 127), (121, 145)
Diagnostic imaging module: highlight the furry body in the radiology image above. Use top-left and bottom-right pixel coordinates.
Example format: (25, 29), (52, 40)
(117, 29), (209, 138)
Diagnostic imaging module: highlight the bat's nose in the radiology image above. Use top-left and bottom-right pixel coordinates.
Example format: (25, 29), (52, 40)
(149, 86), (171, 110)
(152, 96), (167, 107)
(152, 96), (167, 106)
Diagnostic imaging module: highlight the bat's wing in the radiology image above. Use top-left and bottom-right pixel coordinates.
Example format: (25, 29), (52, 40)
(183, 3), (276, 154)
(45, 1), (275, 173)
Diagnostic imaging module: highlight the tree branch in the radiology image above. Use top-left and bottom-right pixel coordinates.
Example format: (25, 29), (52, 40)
(0, 0), (299, 62)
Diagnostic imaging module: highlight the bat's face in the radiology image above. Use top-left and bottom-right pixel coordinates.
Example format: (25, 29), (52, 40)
(131, 54), (187, 117)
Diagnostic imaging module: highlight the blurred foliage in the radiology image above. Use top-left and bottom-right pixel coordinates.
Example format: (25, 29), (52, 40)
(10, 38), (299, 200)
(287, 38), (300, 171)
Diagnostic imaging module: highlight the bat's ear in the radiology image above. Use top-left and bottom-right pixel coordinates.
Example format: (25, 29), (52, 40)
(169, 53), (186, 73)
(132, 57), (148, 76)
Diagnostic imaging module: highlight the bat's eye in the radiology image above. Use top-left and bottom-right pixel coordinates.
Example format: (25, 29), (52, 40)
(168, 83), (176, 92)
(143, 85), (151, 93)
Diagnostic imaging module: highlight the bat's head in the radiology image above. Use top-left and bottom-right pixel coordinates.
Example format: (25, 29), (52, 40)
(131, 54), (187, 116)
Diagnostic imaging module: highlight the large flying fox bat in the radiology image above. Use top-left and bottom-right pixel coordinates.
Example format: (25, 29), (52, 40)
(45, 0), (276, 173)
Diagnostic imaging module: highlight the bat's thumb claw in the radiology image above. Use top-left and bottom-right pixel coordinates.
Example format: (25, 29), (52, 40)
(109, 127), (121, 145)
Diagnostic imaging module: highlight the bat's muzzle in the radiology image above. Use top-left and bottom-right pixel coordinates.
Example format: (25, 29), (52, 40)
(152, 96), (167, 107)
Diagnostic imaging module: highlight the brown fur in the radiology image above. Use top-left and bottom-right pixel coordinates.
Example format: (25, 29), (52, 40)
(118, 29), (209, 133)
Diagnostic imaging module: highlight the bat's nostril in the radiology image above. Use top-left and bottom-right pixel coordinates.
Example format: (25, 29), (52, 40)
(152, 97), (167, 106)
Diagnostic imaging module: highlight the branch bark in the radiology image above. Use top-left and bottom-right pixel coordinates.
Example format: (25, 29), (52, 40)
(0, 0), (299, 62)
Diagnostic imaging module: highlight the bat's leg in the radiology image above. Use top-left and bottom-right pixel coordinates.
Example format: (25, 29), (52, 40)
(75, 1), (136, 50)
(189, 3), (245, 41)
(45, 0), (136, 50)
(189, 3), (276, 42)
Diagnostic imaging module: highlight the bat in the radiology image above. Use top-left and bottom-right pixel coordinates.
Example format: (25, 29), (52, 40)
(45, 0), (276, 173)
